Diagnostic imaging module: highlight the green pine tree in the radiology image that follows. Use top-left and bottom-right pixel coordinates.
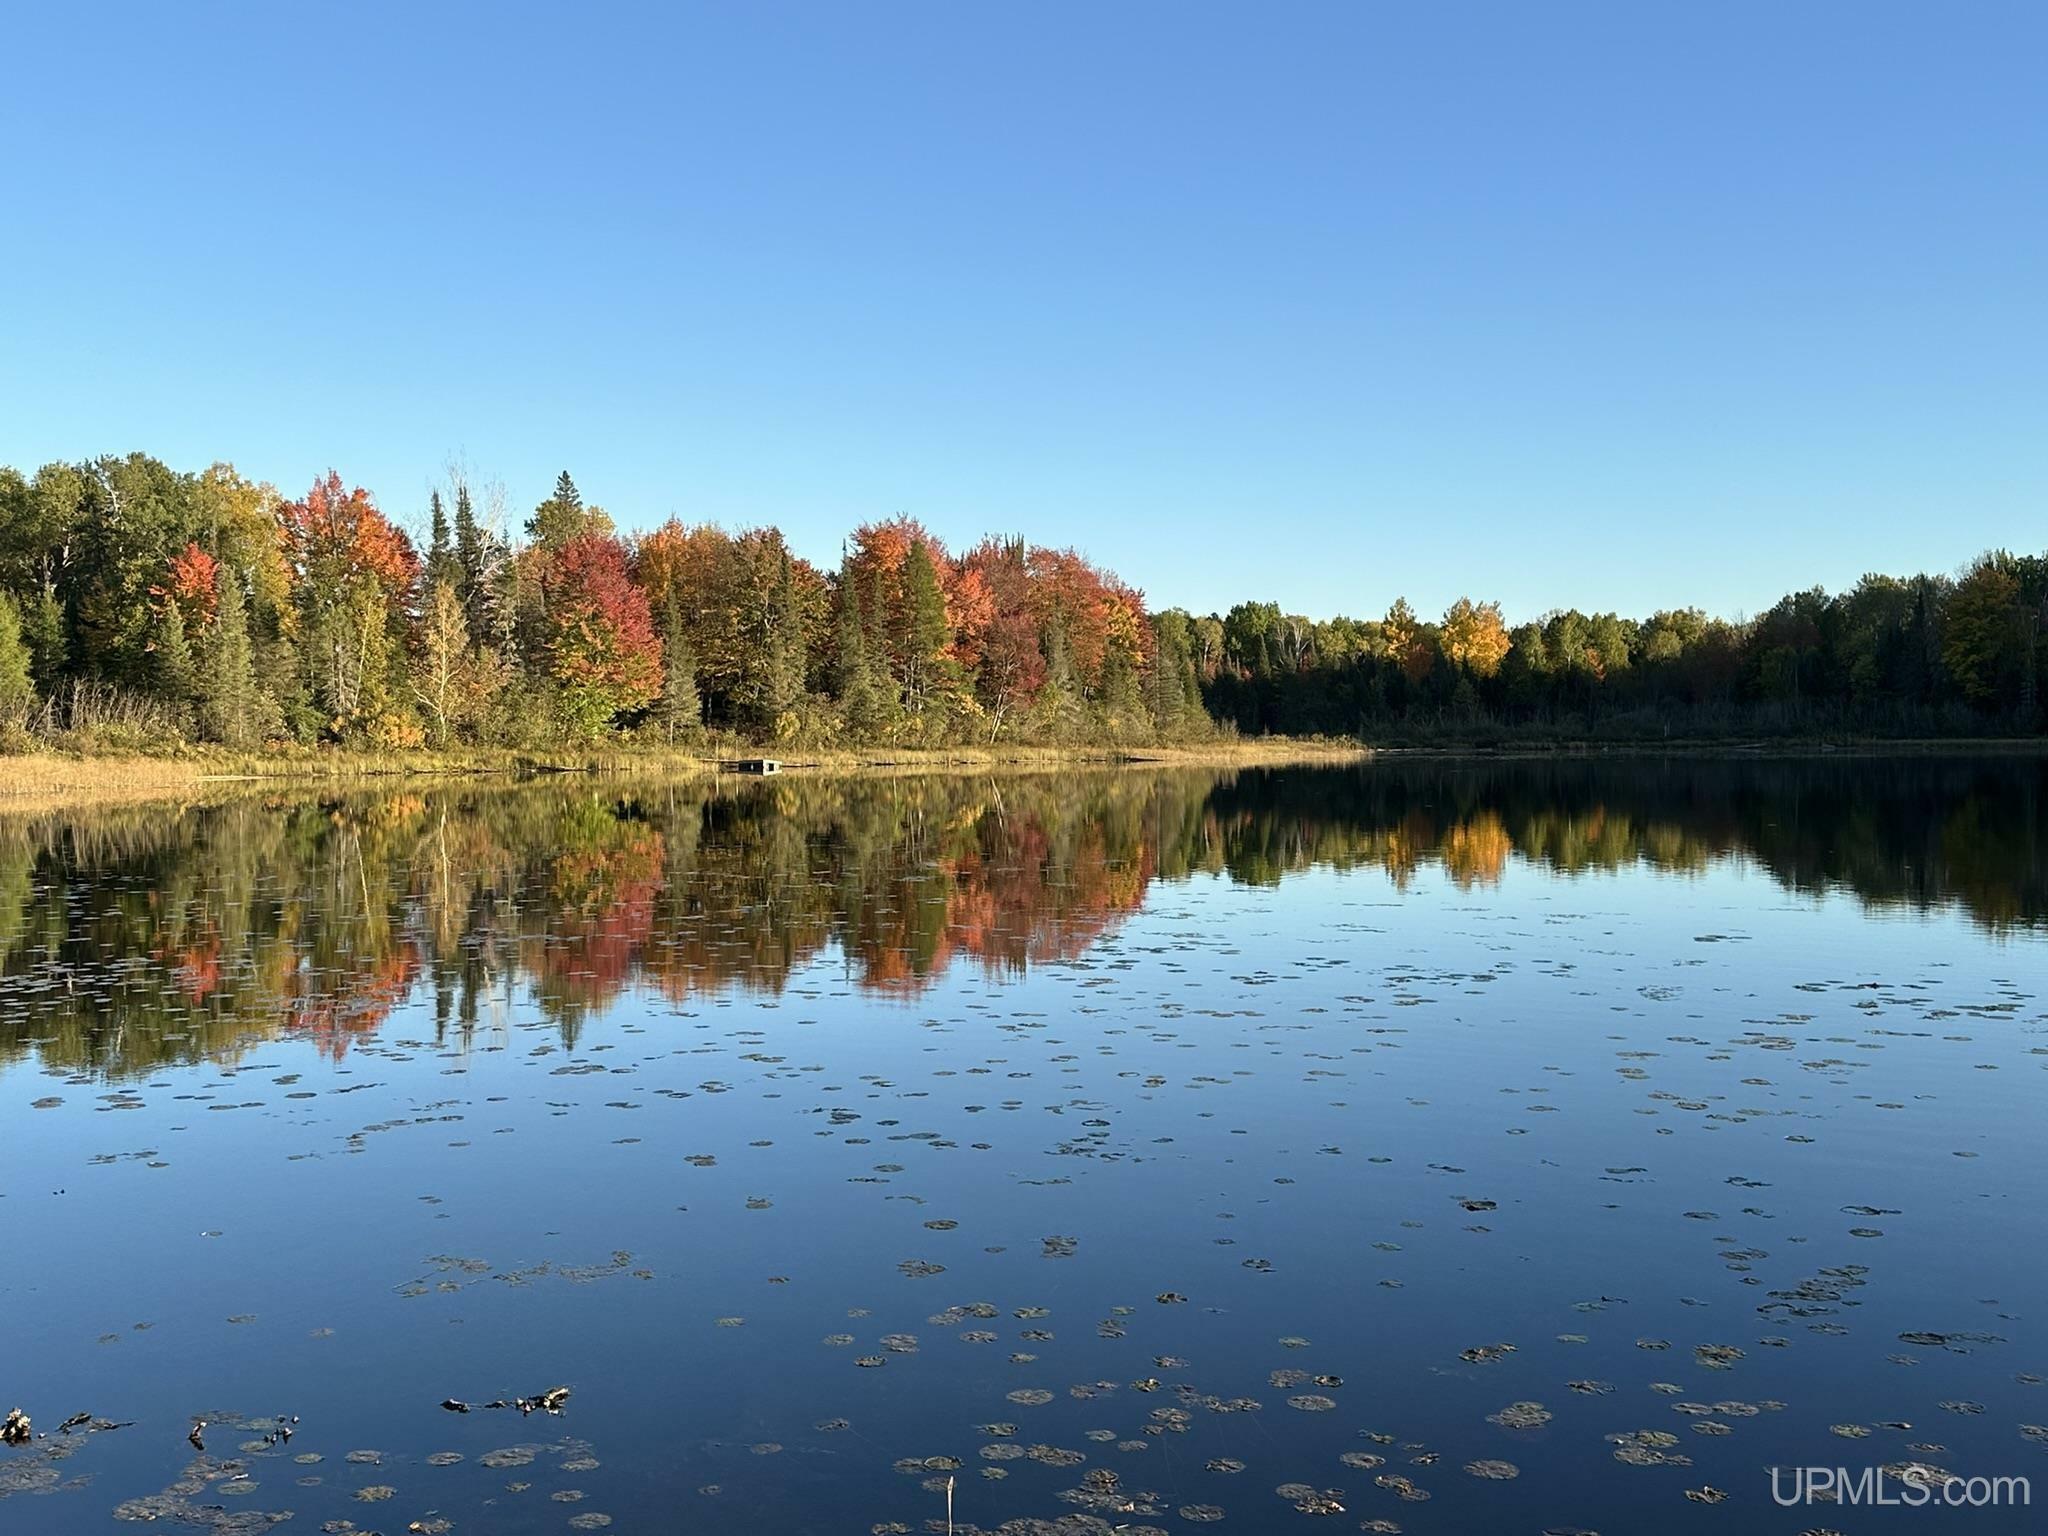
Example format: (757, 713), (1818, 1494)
(1034, 615), (1083, 741)
(260, 615), (313, 742)
(739, 549), (804, 735)
(21, 586), (65, 694)
(1146, 613), (1194, 737)
(155, 599), (195, 716)
(658, 588), (702, 744)
(0, 592), (37, 728)
(453, 484), (484, 619)
(900, 539), (951, 714)
(528, 471), (590, 549)
(834, 570), (890, 739)
(199, 570), (258, 746)
(1097, 641), (1145, 741)
(833, 571), (866, 698)
(426, 490), (456, 589)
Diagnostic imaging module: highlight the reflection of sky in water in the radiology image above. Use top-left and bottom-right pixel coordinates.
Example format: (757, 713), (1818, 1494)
(1, 769), (2044, 1534)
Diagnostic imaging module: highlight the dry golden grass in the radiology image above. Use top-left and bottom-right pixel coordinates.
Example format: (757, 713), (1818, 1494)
(782, 738), (1370, 776)
(0, 754), (213, 810)
(0, 736), (1366, 811)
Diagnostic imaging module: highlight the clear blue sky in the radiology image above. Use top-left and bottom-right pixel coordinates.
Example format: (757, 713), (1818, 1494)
(4, 2), (2042, 622)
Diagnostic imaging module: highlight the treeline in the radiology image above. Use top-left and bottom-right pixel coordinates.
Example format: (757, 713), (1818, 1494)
(1206, 564), (2048, 739)
(0, 454), (1208, 752)
(0, 450), (2041, 753)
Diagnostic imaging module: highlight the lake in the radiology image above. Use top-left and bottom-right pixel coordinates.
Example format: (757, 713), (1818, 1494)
(1, 758), (2043, 1533)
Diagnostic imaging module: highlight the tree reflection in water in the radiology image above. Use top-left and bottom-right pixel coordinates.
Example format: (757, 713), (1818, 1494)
(0, 757), (2039, 1078)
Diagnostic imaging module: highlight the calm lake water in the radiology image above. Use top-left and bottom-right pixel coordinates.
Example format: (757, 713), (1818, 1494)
(2, 759), (2044, 1534)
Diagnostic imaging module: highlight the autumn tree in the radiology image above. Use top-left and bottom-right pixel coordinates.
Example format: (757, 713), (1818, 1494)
(843, 519), (984, 724)
(156, 542), (220, 627)
(413, 579), (471, 746)
(1029, 547), (1147, 703)
(1440, 598), (1511, 678)
(957, 538), (1044, 739)
(192, 464), (292, 624)
(279, 472), (420, 738)
(632, 519), (786, 728)
(540, 532), (662, 737)
(1380, 599), (1435, 684)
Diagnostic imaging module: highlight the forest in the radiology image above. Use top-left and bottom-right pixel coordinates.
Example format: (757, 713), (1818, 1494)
(0, 450), (2042, 753)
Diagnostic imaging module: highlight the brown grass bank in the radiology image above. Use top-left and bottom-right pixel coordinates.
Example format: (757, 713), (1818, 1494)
(0, 737), (1370, 812)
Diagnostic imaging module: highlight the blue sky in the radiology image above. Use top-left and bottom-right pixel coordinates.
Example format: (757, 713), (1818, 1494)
(3, 2), (2042, 621)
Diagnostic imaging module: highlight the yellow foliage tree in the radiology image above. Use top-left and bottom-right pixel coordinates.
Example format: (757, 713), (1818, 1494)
(1441, 598), (1512, 679)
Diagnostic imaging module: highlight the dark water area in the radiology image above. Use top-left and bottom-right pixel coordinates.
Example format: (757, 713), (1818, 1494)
(1, 758), (2044, 1534)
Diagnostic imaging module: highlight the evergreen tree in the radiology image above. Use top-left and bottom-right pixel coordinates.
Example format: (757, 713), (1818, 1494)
(899, 539), (951, 713)
(198, 569), (257, 745)
(155, 598), (195, 715)
(21, 586), (65, 694)
(833, 571), (866, 698)
(833, 570), (892, 739)
(426, 490), (456, 589)
(657, 589), (703, 745)
(1097, 640), (1145, 740)
(736, 549), (804, 735)
(453, 484), (484, 619)
(529, 470), (596, 549)
(258, 607), (311, 742)
(1147, 612), (1198, 737)
(0, 592), (37, 728)
(1035, 614), (1083, 740)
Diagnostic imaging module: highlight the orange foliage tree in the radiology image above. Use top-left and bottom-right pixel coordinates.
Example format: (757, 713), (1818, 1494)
(279, 472), (418, 606)
(152, 541), (220, 626)
(541, 532), (663, 735)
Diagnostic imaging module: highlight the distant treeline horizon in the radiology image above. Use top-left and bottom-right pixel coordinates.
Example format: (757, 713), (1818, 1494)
(0, 450), (2042, 752)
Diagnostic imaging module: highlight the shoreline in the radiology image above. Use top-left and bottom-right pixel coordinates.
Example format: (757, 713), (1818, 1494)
(0, 738), (1370, 811)
(0, 733), (2040, 813)
(1364, 736), (2048, 761)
